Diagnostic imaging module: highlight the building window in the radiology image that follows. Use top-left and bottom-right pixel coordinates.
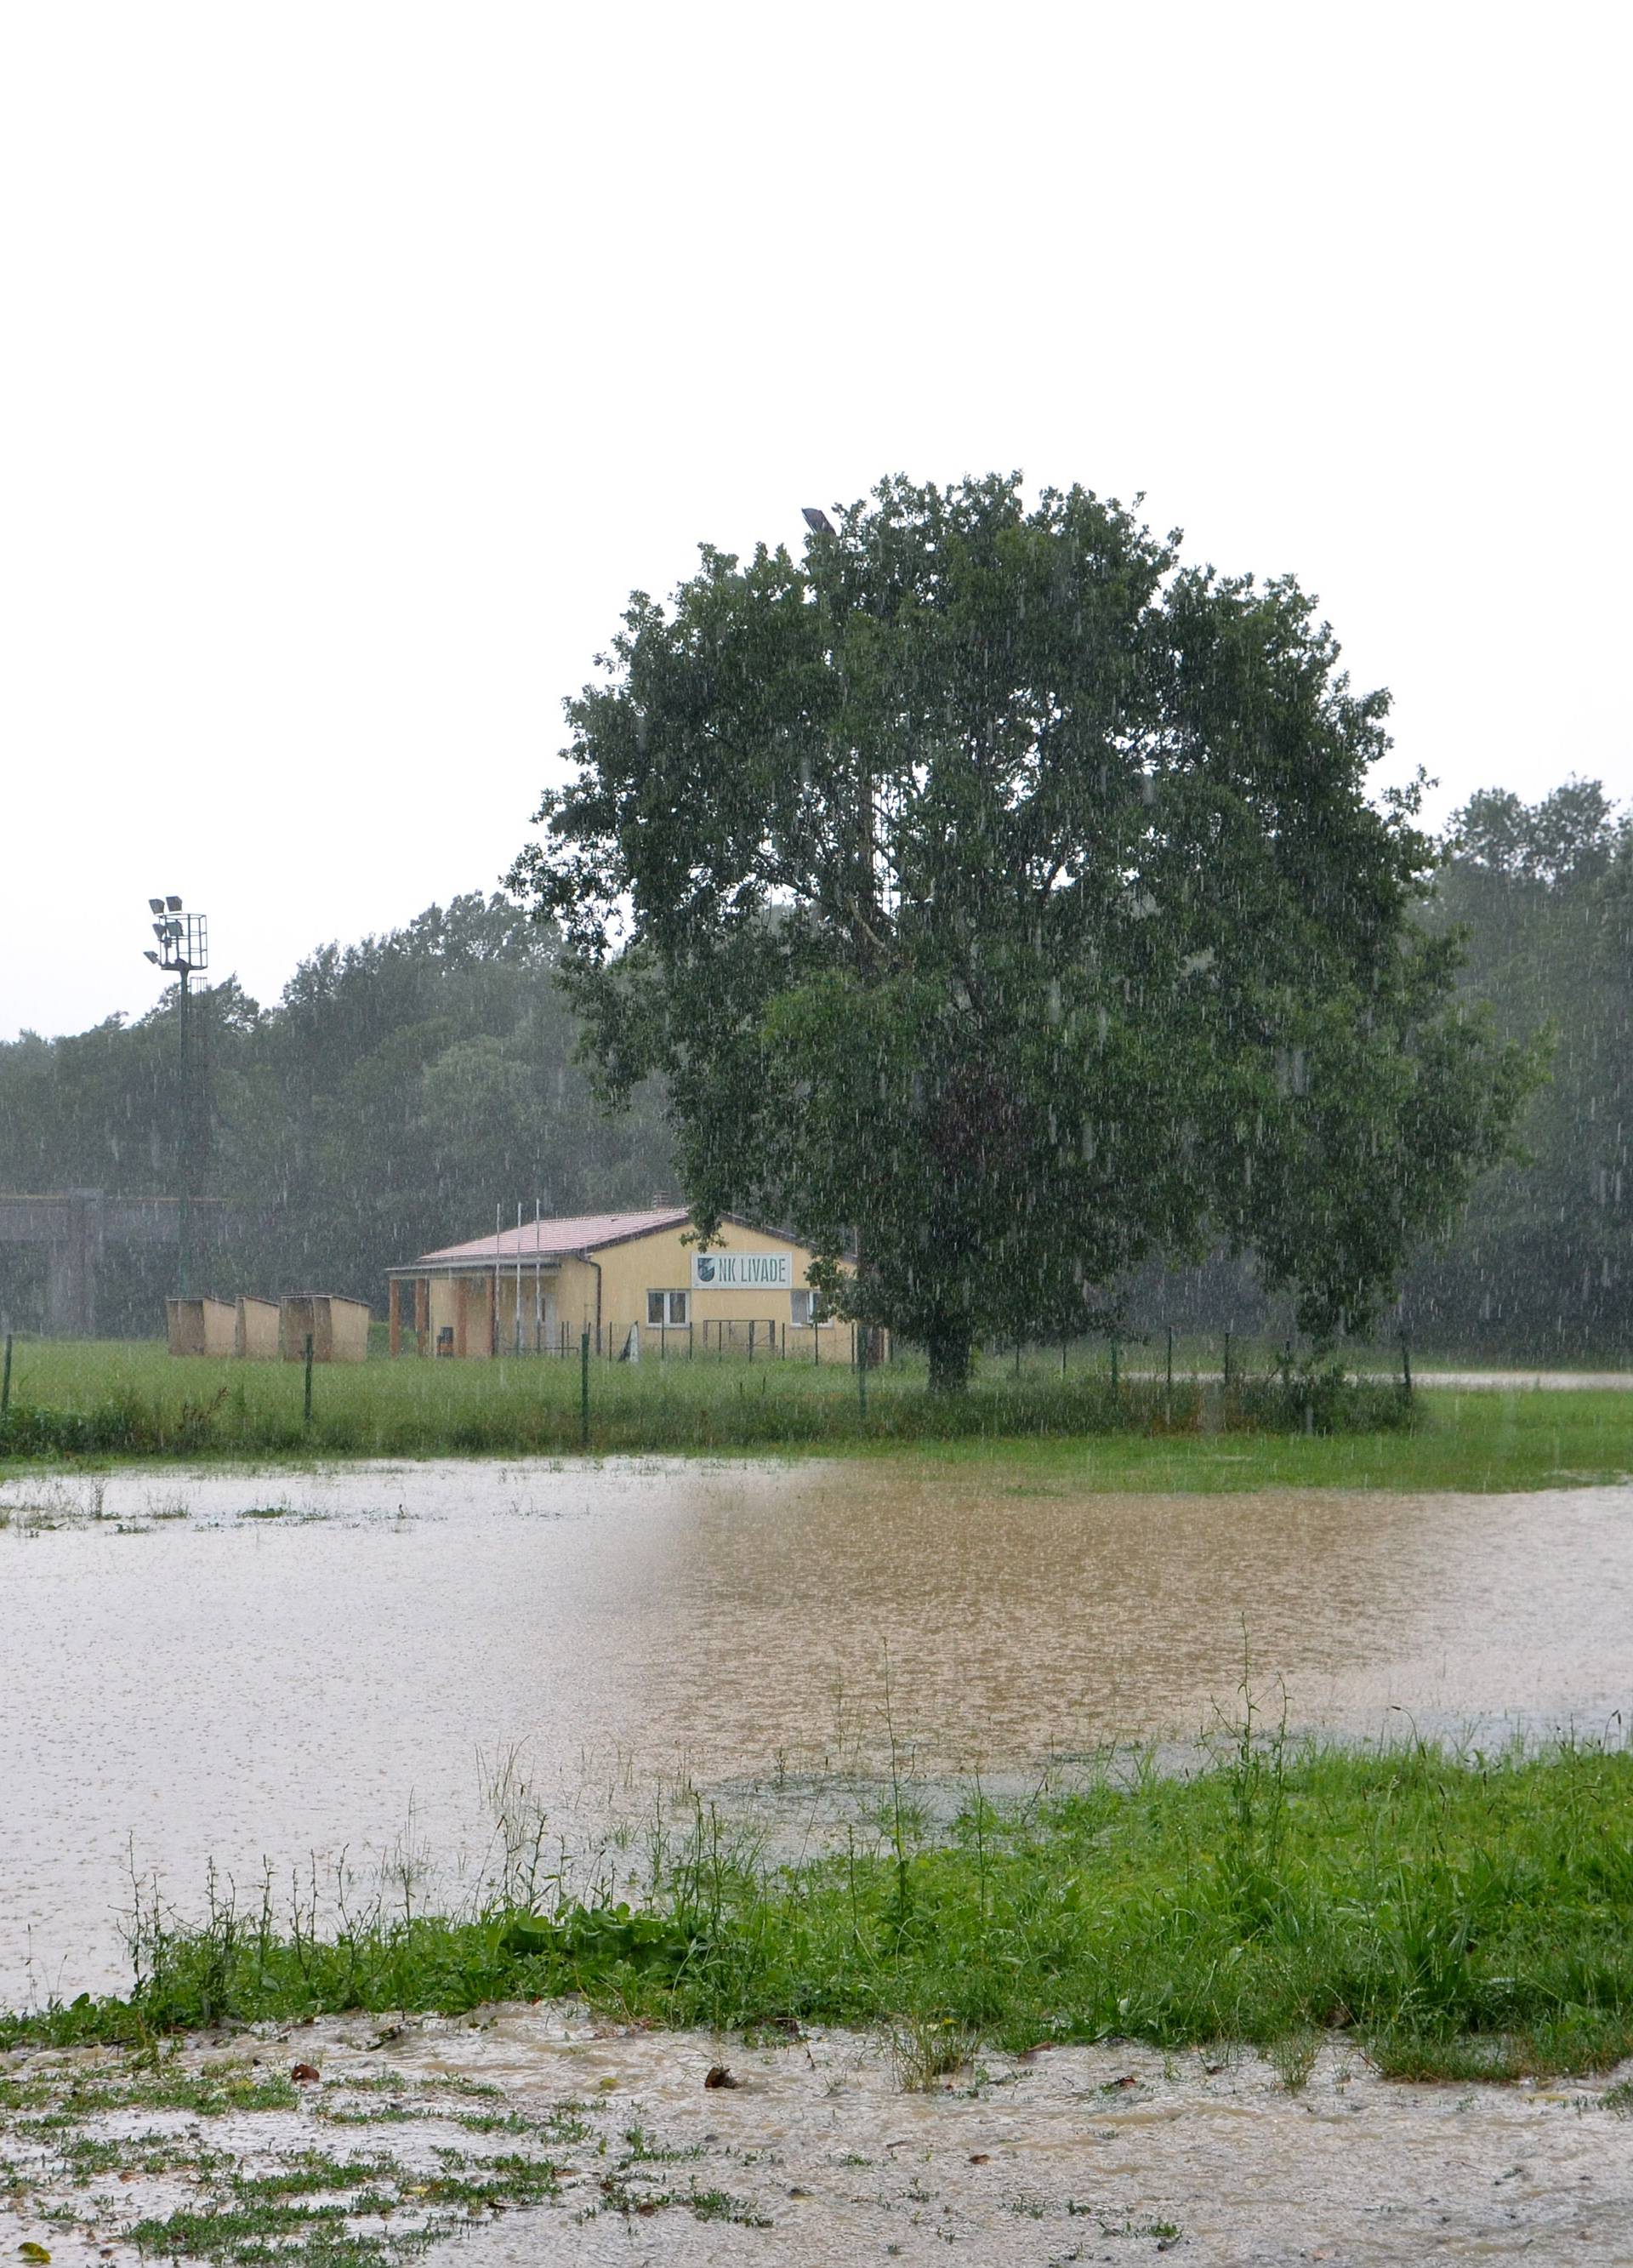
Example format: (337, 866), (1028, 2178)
(791, 1289), (826, 1328)
(647, 1290), (689, 1326)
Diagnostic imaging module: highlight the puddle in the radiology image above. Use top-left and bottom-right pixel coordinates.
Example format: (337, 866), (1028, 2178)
(5, 1458), (1633, 2000)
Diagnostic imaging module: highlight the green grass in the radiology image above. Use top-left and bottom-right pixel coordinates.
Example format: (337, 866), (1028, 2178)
(0, 1331), (1420, 1460)
(0, 1335), (1629, 1487)
(12, 1737), (1633, 2083)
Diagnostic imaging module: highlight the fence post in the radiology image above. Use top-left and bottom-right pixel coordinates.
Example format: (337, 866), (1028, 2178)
(1110, 1337), (1118, 1391)
(580, 1328), (591, 1448)
(0, 1331), (12, 1427)
(1222, 1330), (1232, 1391)
(857, 1325), (868, 1423)
(303, 1333), (314, 1427)
(1166, 1325), (1174, 1395)
(1400, 1331), (1413, 1400)
(748, 1320), (755, 1363)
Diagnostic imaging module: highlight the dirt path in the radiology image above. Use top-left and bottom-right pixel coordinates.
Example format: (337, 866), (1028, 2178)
(6, 2004), (1632, 2265)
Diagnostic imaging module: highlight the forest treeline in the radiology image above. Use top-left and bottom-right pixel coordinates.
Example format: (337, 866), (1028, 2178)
(0, 895), (671, 1332)
(0, 779), (1627, 1352)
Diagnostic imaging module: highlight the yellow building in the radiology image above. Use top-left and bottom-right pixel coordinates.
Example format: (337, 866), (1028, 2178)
(385, 1206), (864, 1360)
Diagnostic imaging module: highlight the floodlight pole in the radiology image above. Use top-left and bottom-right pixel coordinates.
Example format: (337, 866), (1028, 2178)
(177, 961), (191, 1296)
(144, 896), (208, 1300)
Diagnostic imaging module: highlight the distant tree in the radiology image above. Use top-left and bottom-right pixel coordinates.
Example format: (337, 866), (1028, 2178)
(1450, 777), (1619, 888)
(1405, 781), (1631, 1353)
(0, 892), (674, 1334)
(511, 474), (1537, 1388)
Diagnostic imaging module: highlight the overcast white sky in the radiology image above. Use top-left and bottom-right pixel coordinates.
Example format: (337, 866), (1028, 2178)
(2, 1), (1627, 1042)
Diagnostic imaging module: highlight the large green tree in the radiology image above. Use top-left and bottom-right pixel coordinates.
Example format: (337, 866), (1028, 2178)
(517, 473), (1530, 1387)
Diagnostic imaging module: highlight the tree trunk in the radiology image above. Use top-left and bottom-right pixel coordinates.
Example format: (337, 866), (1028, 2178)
(926, 1327), (971, 1393)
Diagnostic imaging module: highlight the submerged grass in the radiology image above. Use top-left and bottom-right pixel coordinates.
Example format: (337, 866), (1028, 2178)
(12, 1737), (1633, 2083)
(3, 1337), (1630, 1490)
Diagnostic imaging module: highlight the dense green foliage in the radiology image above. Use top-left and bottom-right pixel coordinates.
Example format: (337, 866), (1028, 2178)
(14, 1740), (1633, 2083)
(513, 474), (1533, 1386)
(1403, 779), (1633, 1353)
(0, 668), (1623, 1365)
(0, 895), (669, 1332)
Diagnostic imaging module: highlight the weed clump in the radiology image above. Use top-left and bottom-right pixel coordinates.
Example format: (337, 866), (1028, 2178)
(10, 1735), (1633, 2084)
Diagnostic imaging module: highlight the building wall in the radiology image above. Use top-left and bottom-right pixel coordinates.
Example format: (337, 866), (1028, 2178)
(401, 1221), (867, 1359)
(589, 1219), (825, 1347)
(166, 1296), (236, 1358)
(236, 1298), (280, 1359)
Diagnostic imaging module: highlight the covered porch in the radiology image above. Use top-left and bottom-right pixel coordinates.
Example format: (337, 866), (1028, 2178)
(386, 1258), (565, 1357)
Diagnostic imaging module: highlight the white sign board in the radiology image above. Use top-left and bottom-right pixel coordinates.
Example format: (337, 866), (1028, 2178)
(690, 1251), (793, 1291)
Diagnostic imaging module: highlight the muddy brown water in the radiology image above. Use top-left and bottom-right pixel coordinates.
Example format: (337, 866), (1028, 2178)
(4, 1457), (1633, 2003)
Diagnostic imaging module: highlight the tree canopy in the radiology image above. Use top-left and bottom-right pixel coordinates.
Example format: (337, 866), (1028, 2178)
(1406, 779), (1631, 1350)
(511, 473), (1535, 1387)
(0, 893), (669, 1333)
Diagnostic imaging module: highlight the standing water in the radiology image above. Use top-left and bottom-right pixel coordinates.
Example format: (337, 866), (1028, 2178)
(4, 1456), (1633, 2002)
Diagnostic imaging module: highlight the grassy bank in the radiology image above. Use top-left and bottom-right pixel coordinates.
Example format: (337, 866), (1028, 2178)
(3, 1324), (1633, 1487)
(0, 1333), (1414, 1459)
(11, 1739), (1633, 2084)
(0, 1337), (1630, 1487)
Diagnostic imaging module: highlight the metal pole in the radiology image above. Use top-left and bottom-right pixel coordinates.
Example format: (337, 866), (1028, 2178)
(579, 1327), (590, 1448)
(1, 1331), (12, 1426)
(177, 965), (191, 1297)
(1166, 1325), (1175, 1394)
(857, 1325), (868, 1422)
(1400, 1331), (1413, 1399)
(303, 1333), (314, 1426)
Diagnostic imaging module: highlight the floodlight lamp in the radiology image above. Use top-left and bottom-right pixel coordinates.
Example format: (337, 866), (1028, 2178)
(144, 949), (160, 964)
(166, 894), (183, 912)
(802, 508), (834, 536)
(153, 921), (168, 940)
(149, 898), (165, 915)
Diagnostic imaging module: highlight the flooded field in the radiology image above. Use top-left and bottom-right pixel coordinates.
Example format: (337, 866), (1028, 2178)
(10, 2009), (1633, 2265)
(5, 1456), (1633, 2003)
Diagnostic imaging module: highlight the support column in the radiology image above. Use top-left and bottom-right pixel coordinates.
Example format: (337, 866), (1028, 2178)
(454, 1279), (469, 1359)
(388, 1278), (401, 1358)
(414, 1277), (430, 1355)
(486, 1269), (498, 1357)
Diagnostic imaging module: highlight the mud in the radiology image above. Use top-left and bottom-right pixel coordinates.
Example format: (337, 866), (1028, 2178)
(6, 2007), (1633, 2264)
